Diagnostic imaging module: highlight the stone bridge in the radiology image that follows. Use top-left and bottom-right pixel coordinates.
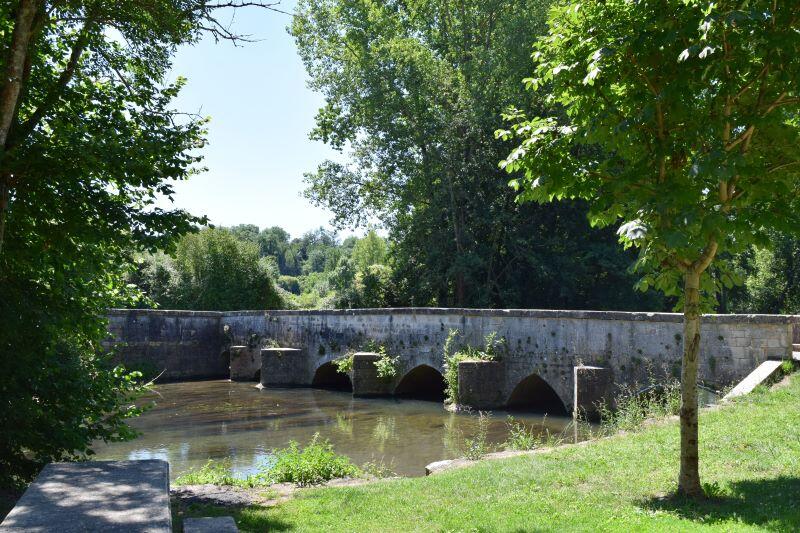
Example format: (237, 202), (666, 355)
(107, 308), (794, 417)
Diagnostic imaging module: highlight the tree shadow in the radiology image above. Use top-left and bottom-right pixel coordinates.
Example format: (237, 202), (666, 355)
(639, 476), (800, 531)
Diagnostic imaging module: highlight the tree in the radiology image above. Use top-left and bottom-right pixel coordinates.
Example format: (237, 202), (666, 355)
(350, 229), (388, 272)
(171, 228), (284, 311)
(500, 0), (800, 496)
(0, 0), (278, 488)
(293, 0), (658, 310)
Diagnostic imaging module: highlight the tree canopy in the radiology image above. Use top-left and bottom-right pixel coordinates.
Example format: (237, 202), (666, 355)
(0, 0), (276, 488)
(501, 0), (800, 496)
(292, 0), (662, 311)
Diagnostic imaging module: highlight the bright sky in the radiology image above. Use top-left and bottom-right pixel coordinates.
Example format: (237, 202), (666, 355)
(165, 1), (346, 239)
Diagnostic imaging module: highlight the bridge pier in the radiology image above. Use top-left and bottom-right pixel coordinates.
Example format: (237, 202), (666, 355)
(352, 352), (393, 397)
(457, 360), (505, 409)
(573, 365), (614, 421)
(259, 348), (306, 387)
(229, 345), (260, 381)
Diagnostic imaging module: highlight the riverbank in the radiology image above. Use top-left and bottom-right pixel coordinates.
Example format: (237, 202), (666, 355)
(174, 374), (800, 531)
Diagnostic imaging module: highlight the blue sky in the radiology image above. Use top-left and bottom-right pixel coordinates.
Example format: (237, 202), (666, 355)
(165, 1), (347, 238)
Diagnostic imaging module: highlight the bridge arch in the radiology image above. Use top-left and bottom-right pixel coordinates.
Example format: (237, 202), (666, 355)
(506, 373), (568, 415)
(311, 361), (352, 392)
(394, 364), (446, 402)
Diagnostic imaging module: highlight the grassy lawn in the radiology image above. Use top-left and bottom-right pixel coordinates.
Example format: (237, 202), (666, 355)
(176, 375), (800, 532)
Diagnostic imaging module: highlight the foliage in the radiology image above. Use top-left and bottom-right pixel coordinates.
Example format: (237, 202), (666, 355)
(0, 0), (281, 489)
(463, 412), (492, 460)
(725, 231), (800, 314)
(373, 351), (400, 380)
(174, 459), (258, 489)
(442, 329), (500, 405)
(179, 375), (800, 532)
(500, 0), (800, 496)
(504, 416), (539, 451)
(360, 458), (396, 479)
(129, 228), (284, 311)
(293, 0), (660, 311)
(258, 434), (361, 487)
(599, 380), (682, 434)
(333, 353), (354, 375)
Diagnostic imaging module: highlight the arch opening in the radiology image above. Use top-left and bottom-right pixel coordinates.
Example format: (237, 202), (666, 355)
(312, 362), (352, 392)
(394, 365), (446, 402)
(507, 374), (567, 415)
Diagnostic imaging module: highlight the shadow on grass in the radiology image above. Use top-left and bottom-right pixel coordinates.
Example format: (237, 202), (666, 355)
(640, 476), (800, 531)
(173, 503), (293, 532)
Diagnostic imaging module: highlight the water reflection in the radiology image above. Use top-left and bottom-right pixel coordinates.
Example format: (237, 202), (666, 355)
(92, 380), (585, 479)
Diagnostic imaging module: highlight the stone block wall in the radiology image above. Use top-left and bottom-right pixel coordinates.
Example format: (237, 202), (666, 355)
(104, 309), (226, 381)
(106, 308), (793, 410)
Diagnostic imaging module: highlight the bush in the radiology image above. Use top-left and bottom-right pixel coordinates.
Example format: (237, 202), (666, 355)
(260, 434), (361, 486)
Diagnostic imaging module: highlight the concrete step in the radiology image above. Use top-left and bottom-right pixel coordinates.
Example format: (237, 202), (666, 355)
(793, 351), (800, 362)
(723, 360), (785, 401)
(0, 460), (171, 532)
(184, 516), (238, 532)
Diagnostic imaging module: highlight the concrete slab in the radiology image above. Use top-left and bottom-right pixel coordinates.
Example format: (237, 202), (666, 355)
(793, 351), (800, 362)
(183, 516), (238, 533)
(723, 360), (784, 400)
(0, 460), (171, 533)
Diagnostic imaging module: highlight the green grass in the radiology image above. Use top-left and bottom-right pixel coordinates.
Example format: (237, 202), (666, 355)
(176, 375), (800, 532)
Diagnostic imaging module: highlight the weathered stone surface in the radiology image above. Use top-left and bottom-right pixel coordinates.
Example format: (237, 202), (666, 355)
(458, 360), (505, 409)
(183, 517), (238, 533)
(352, 352), (393, 397)
(573, 366), (614, 421)
(104, 310), (226, 381)
(723, 360), (785, 400)
(0, 460), (171, 532)
(229, 345), (260, 381)
(107, 308), (794, 412)
(260, 348), (305, 387)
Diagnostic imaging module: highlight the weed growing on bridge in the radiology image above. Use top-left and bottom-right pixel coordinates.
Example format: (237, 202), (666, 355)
(443, 329), (501, 404)
(333, 353), (354, 374)
(374, 349), (400, 379)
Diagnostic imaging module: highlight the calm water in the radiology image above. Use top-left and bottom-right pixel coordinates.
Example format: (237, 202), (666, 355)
(92, 380), (583, 479)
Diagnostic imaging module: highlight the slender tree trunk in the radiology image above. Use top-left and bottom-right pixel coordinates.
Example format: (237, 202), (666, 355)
(0, 177), (7, 254)
(678, 269), (703, 497)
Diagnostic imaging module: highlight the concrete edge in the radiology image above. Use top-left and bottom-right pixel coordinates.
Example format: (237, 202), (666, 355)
(107, 308), (795, 325)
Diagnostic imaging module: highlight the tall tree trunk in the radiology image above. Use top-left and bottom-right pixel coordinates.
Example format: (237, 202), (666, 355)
(678, 269), (703, 497)
(0, 0), (40, 255)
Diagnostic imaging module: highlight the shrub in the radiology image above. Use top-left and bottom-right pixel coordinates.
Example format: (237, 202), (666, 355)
(259, 434), (361, 486)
